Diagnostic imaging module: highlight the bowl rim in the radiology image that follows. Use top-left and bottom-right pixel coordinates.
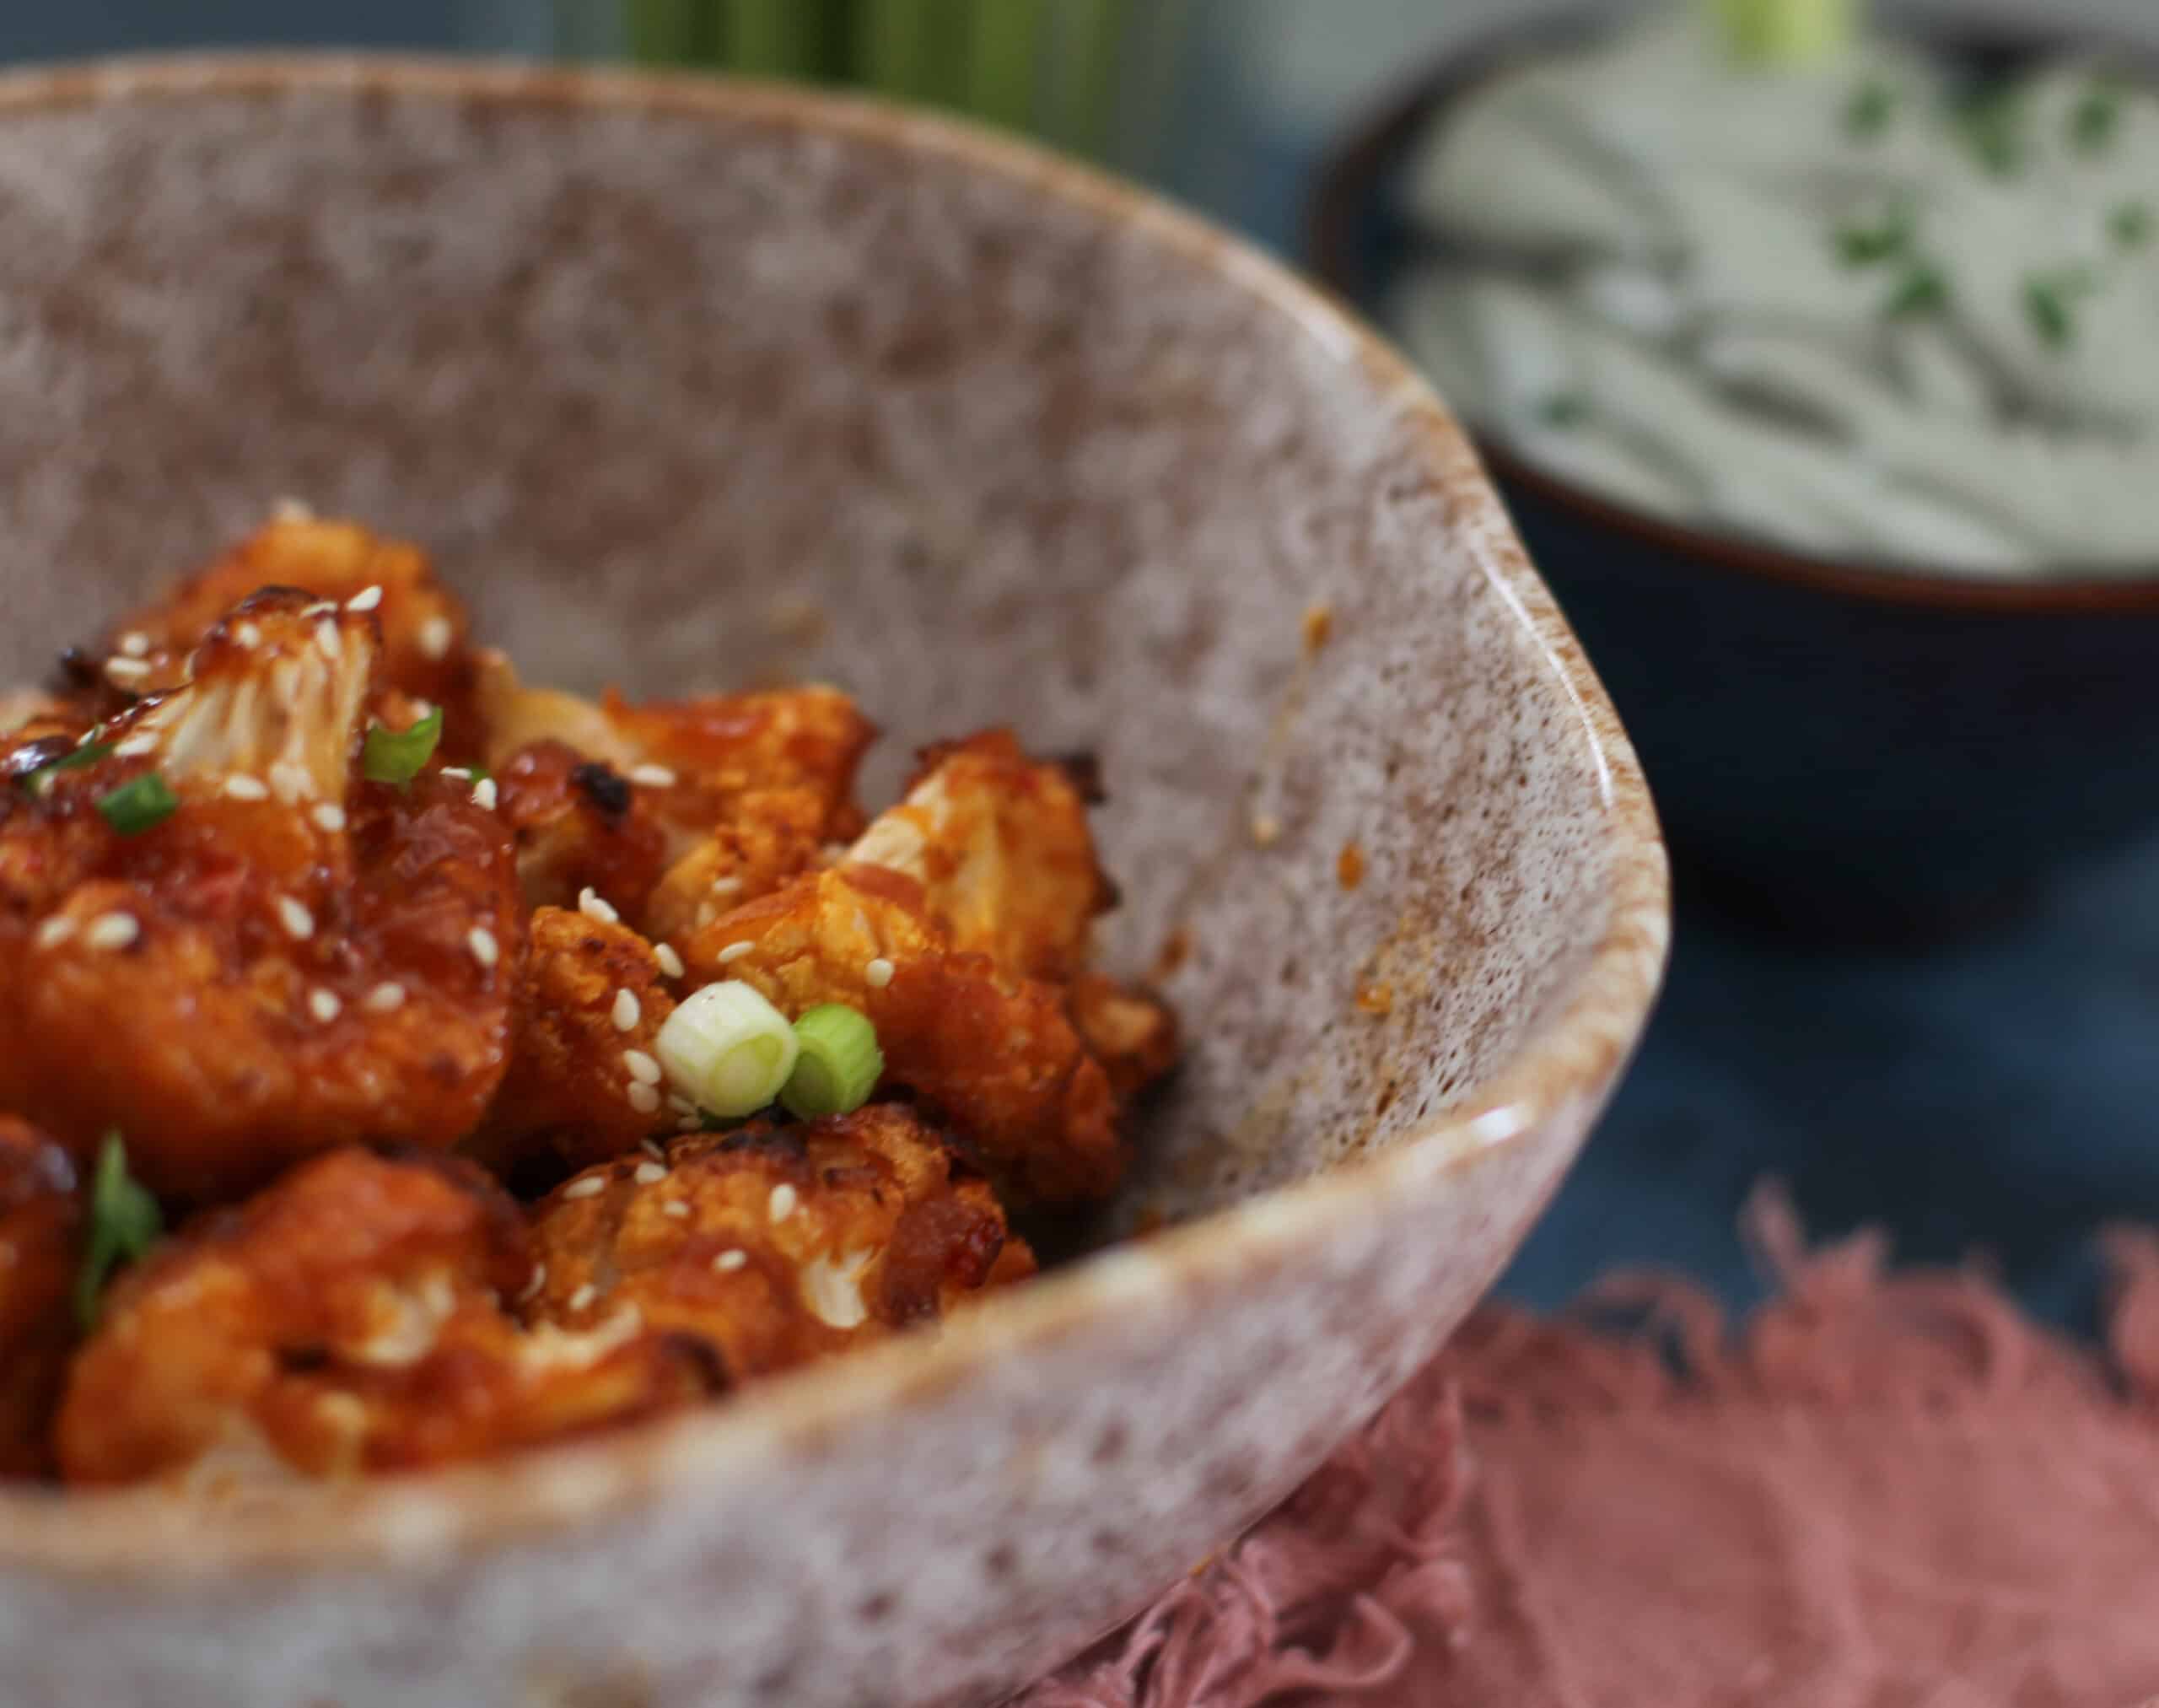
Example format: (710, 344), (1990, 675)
(1302, 5), (2159, 617)
(0, 51), (1668, 1578)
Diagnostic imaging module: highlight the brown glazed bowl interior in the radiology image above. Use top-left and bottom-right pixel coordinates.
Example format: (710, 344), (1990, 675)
(0, 59), (1666, 1707)
(1308, 9), (2159, 940)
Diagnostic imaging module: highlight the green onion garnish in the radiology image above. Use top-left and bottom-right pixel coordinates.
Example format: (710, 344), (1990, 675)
(96, 772), (179, 837)
(75, 1133), (162, 1330)
(22, 740), (114, 797)
(2110, 202), (2151, 251)
(1535, 391), (1591, 429)
(1844, 78), (1894, 141)
(1704, 0), (1855, 69)
(361, 707), (443, 789)
(1957, 89), (2024, 177)
(780, 1004), (884, 1119)
(654, 979), (800, 1119)
(1881, 260), (1948, 319)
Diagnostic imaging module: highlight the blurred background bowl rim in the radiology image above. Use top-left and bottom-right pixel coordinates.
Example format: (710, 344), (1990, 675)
(1303, 4), (2159, 617)
(0, 51), (1667, 1575)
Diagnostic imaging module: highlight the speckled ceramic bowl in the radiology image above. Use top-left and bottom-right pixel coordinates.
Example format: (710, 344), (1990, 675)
(0, 59), (1666, 1707)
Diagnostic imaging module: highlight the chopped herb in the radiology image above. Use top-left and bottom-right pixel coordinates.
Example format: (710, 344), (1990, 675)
(654, 980), (800, 1120)
(2022, 273), (2080, 351)
(2069, 81), (2122, 155)
(22, 739), (113, 796)
(1535, 391), (1591, 428)
(1882, 261), (1949, 319)
(1844, 78), (1895, 141)
(96, 771), (179, 836)
(1832, 202), (1914, 267)
(75, 1133), (162, 1329)
(361, 707), (443, 789)
(2110, 201), (2151, 250)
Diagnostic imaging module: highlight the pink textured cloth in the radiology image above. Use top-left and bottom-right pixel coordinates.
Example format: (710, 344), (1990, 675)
(1021, 1190), (2159, 1707)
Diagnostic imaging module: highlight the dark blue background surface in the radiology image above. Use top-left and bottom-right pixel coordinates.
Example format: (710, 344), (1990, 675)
(1499, 838), (2159, 1329)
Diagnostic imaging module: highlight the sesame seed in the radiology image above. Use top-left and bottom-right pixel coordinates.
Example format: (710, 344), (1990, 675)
(467, 925), (500, 969)
(654, 942), (685, 979)
(35, 917), (75, 949)
(310, 803), (347, 833)
(633, 1160), (667, 1185)
(708, 875), (744, 898)
(713, 1249), (748, 1273)
(1251, 813), (1282, 848)
(85, 912), (139, 951)
(302, 601), (337, 619)
(409, 698), (434, 720)
(276, 896), (315, 940)
(568, 1283), (598, 1312)
(578, 887), (619, 925)
(627, 1081), (661, 1114)
(117, 632), (151, 659)
(111, 734), (157, 757)
(640, 1139), (666, 1161)
(562, 1176), (606, 1201)
(517, 1262), (547, 1304)
(223, 774), (270, 801)
(471, 778), (498, 811)
(864, 956), (895, 989)
(234, 622), (263, 649)
(364, 981), (406, 1013)
(439, 767), (471, 783)
(628, 763), (677, 789)
(269, 761), (313, 803)
(768, 1183), (798, 1224)
(717, 940), (754, 964)
(315, 622), (342, 661)
(662, 1199), (692, 1217)
(272, 496), (315, 522)
(308, 988), (342, 1023)
(676, 1114), (703, 1132)
(418, 616), (454, 660)
(622, 1048), (662, 1086)
(105, 656), (151, 683)
(345, 585), (384, 613)
(611, 989), (641, 1032)
(665, 1092), (696, 1115)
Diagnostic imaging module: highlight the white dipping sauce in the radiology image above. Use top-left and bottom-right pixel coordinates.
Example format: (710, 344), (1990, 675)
(1392, 8), (2159, 576)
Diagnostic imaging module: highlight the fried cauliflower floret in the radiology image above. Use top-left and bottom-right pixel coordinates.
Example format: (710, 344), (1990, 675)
(493, 739), (672, 919)
(852, 730), (1111, 983)
(529, 1105), (1033, 1383)
(468, 907), (680, 1177)
(0, 1119), (79, 1479)
(1068, 973), (1180, 1102)
(96, 517), (482, 751)
(0, 590), (523, 1202)
(57, 1148), (724, 1489)
(682, 865), (1122, 1204)
(476, 652), (874, 864)
(642, 785), (832, 946)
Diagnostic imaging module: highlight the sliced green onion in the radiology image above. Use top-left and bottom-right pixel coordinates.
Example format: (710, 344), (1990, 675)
(654, 979), (800, 1119)
(23, 740), (113, 796)
(1535, 391), (1591, 429)
(96, 771), (179, 836)
(780, 1005), (884, 1119)
(75, 1133), (162, 1330)
(2022, 271), (2092, 352)
(362, 707), (443, 789)
(2110, 202), (2151, 251)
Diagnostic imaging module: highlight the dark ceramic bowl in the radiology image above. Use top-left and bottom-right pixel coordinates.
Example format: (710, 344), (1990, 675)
(1308, 10), (2159, 941)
